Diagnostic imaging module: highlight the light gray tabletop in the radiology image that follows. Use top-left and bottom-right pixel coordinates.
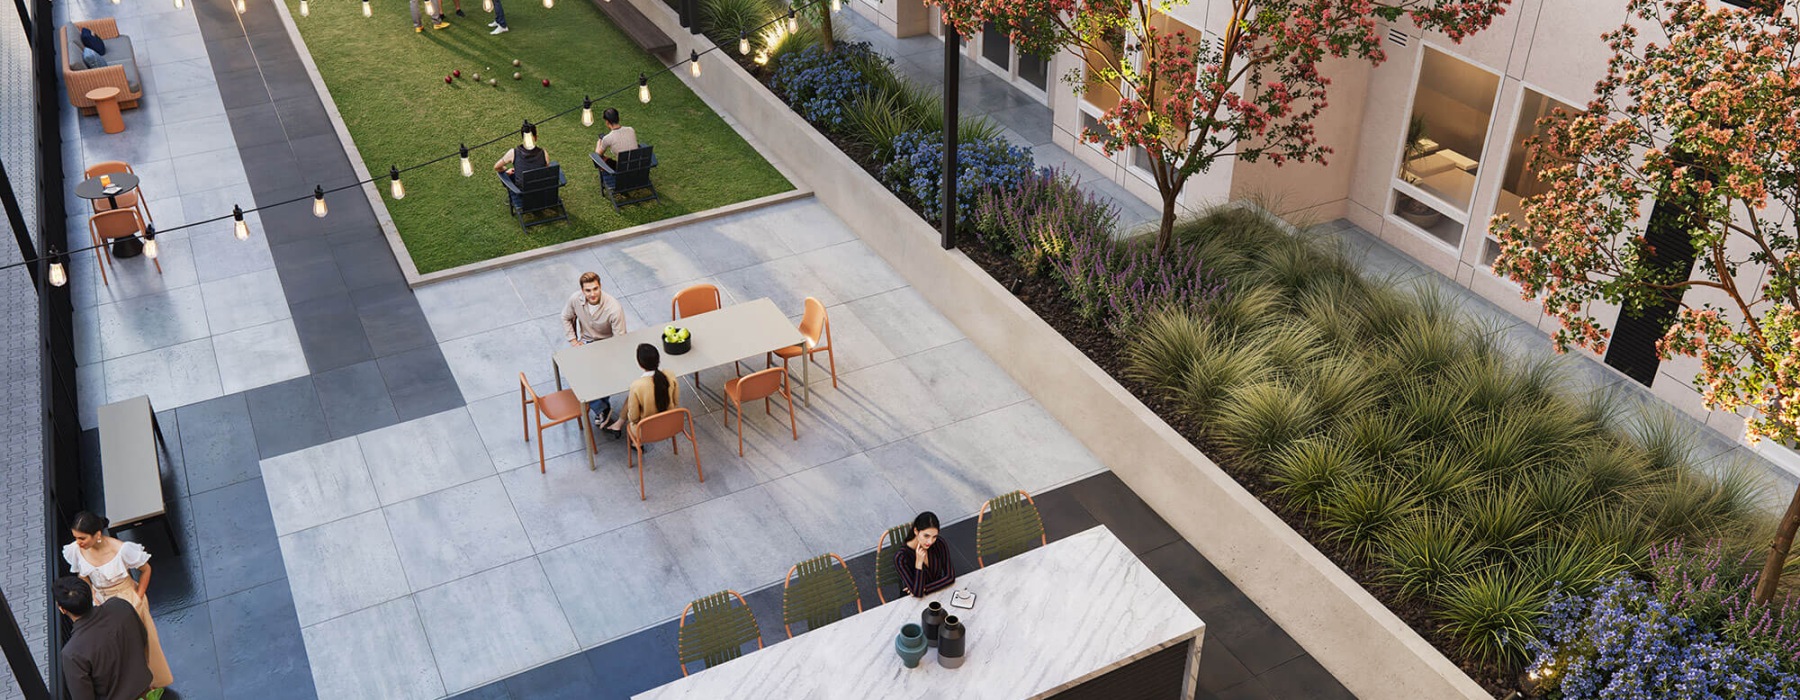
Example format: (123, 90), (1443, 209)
(97, 395), (165, 528)
(552, 298), (805, 402)
(635, 525), (1206, 700)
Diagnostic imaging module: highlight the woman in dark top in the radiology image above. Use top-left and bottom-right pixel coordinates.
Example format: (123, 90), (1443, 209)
(895, 511), (955, 597)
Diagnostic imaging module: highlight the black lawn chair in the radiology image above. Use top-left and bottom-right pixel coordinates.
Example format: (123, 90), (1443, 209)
(501, 162), (569, 232)
(592, 145), (660, 210)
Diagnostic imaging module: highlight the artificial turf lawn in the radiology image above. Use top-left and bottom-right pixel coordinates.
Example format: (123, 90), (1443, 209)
(283, 0), (793, 273)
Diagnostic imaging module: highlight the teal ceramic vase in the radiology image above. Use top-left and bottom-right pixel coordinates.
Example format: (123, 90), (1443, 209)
(895, 623), (928, 669)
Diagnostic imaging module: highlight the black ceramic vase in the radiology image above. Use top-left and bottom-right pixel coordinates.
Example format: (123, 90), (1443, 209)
(922, 601), (946, 648)
(938, 615), (966, 669)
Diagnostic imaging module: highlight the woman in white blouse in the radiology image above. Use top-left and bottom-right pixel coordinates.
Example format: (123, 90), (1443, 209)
(63, 511), (173, 689)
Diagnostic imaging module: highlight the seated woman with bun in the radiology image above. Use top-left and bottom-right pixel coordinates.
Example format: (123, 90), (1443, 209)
(895, 511), (956, 597)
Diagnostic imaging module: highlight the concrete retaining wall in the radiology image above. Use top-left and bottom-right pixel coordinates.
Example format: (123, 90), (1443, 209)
(632, 6), (1492, 698)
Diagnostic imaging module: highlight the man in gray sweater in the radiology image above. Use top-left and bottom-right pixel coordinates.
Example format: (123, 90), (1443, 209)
(55, 575), (153, 700)
(563, 271), (628, 433)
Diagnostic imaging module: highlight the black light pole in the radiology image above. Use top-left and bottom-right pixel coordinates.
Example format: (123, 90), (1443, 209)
(940, 25), (959, 250)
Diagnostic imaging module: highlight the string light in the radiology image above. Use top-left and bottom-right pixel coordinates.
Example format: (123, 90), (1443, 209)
(312, 186), (328, 218)
(638, 73), (650, 104)
(581, 96), (594, 127)
(363, 0), (372, 17)
(787, 8), (797, 32)
(739, 32), (750, 55)
(47, 249), (67, 288)
(232, 205), (250, 240)
(521, 120), (537, 150)
(690, 51), (701, 77)
(235, 0), (246, 13)
(460, 144), (474, 177)
(542, 0), (553, 8)
(482, 0), (492, 11)
(424, 0), (436, 16)
(174, 0), (184, 9)
(389, 166), (406, 200)
(141, 225), (159, 259)
(830, 0), (839, 11)
(299, 0), (308, 16)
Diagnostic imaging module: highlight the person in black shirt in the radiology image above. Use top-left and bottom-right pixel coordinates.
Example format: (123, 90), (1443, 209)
(494, 123), (550, 209)
(55, 575), (153, 700)
(895, 511), (956, 597)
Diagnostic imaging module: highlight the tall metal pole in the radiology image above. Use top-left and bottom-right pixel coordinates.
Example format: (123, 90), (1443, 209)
(1, 160), (40, 287)
(940, 24), (959, 250)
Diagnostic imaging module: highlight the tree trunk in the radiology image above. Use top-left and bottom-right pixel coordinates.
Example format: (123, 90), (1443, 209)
(1154, 187), (1179, 256)
(1755, 482), (1800, 605)
(818, 6), (835, 52)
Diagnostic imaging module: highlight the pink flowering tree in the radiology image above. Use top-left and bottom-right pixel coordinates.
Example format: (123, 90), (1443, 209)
(1490, 0), (1800, 603)
(921, 0), (1510, 254)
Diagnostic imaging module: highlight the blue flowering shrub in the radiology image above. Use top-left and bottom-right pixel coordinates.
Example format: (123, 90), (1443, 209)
(767, 43), (884, 129)
(1530, 541), (1800, 699)
(880, 130), (1036, 225)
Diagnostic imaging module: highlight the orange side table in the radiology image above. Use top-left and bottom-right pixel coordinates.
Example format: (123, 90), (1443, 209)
(87, 87), (125, 134)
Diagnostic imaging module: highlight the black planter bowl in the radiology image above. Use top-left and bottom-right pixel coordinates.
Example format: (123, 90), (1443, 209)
(663, 335), (692, 355)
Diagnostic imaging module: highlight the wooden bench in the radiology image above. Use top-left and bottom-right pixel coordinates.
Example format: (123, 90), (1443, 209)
(97, 396), (180, 554)
(590, 0), (676, 62)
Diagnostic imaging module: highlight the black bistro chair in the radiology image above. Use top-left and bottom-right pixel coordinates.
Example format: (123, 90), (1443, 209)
(501, 162), (569, 232)
(592, 145), (659, 210)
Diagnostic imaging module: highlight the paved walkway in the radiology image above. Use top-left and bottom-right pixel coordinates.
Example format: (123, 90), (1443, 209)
(835, 11), (1162, 235)
(44, 0), (1360, 698)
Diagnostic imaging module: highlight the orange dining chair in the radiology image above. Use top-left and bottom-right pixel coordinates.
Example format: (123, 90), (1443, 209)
(88, 209), (159, 286)
(519, 372), (593, 473)
(670, 283), (722, 320)
(768, 297), (837, 394)
(83, 161), (154, 223)
(722, 367), (797, 456)
(626, 407), (702, 500)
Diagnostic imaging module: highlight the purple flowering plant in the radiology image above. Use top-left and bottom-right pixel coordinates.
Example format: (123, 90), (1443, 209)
(1529, 540), (1800, 699)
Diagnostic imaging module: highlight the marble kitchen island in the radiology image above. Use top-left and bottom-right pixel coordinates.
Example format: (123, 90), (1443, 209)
(635, 525), (1206, 700)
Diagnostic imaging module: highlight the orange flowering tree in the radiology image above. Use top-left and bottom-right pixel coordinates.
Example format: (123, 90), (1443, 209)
(922, 0), (1510, 254)
(1490, 0), (1800, 603)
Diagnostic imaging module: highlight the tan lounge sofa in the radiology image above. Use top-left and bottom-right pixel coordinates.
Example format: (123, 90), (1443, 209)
(62, 18), (143, 114)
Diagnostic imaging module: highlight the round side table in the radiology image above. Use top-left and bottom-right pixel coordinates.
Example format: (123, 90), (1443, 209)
(87, 87), (125, 134)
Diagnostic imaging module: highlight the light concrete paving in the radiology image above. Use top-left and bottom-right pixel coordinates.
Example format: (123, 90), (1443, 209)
(262, 198), (1107, 696)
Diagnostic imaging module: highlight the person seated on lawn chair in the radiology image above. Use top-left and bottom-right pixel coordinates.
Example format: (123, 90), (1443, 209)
(494, 123), (551, 209)
(593, 108), (638, 173)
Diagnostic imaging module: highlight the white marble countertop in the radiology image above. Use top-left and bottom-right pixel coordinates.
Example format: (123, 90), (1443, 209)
(635, 525), (1205, 700)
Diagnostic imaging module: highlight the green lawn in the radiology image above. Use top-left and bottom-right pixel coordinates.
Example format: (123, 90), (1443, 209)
(284, 0), (792, 273)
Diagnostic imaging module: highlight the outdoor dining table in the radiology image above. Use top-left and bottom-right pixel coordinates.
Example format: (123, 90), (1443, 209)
(633, 525), (1206, 700)
(552, 297), (806, 469)
(74, 171), (144, 258)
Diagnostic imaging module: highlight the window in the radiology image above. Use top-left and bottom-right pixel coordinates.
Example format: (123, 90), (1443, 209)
(1488, 88), (1579, 267)
(1390, 47), (1502, 248)
(982, 22), (1011, 69)
(1018, 51), (1049, 91)
(1083, 41), (1122, 111)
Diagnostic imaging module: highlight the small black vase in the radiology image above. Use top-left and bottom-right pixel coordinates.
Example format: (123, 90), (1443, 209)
(938, 615), (966, 668)
(922, 601), (946, 648)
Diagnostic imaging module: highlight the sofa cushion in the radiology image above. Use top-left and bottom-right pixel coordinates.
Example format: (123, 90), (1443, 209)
(79, 27), (106, 55)
(101, 35), (132, 61)
(66, 32), (84, 72)
(82, 47), (104, 69)
(116, 58), (140, 94)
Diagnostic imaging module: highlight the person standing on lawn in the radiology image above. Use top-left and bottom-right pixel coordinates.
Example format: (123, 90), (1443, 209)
(487, 0), (509, 34)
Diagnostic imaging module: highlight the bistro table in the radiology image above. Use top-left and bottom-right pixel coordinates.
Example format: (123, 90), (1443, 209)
(635, 525), (1206, 700)
(74, 171), (143, 258)
(552, 297), (806, 469)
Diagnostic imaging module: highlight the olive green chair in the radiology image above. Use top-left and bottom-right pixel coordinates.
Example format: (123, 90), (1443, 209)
(676, 590), (763, 677)
(781, 553), (863, 638)
(976, 490), (1047, 568)
(872, 523), (911, 603)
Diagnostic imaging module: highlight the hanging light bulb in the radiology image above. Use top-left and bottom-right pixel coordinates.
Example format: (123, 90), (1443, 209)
(581, 96), (594, 127)
(47, 249), (67, 288)
(299, 0), (308, 15)
(141, 225), (159, 259)
(787, 8), (797, 32)
(110, 0), (119, 5)
(739, 32), (750, 55)
(312, 185), (328, 218)
(830, 0), (840, 12)
(424, 0), (435, 15)
(174, 0), (184, 9)
(232, 205), (250, 240)
(542, 0), (553, 8)
(459, 144), (474, 177)
(689, 51), (701, 77)
(482, 0), (492, 11)
(389, 166), (406, 200)
(362, 0), (372, 17)
(637, 73), (650, 104)
(235, 0), (246, 14)
(521, 120), (537, 150)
